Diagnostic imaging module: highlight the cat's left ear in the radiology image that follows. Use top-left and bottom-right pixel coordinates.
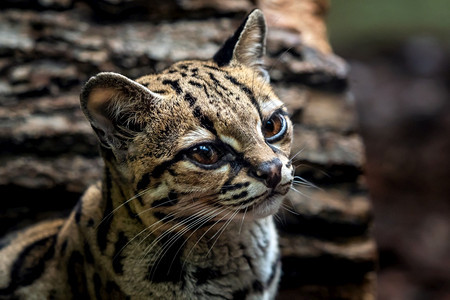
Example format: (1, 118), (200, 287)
(213, 9), (269, 81)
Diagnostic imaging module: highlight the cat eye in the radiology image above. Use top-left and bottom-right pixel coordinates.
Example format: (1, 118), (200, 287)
(262, 113), (287, 142)
(187, 144), (222, 166)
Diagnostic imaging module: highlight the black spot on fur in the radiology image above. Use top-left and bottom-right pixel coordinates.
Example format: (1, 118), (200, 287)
(153, 211), (174, 222)
(193, 106), (217, 136)
(162, 79), (182, 94)
(93, 273), (103, 299)
(232, 191), (248, 200)
(203, 65), (223, 72)
(252, 280), (264, 293)
(239, 243), (255, 273)
(150, 150), (186, 180)
(194, 267), (223, 285)
(183, 92), (197, 107)
(148, 232), (186, 285)
(208, 72), (228, 91)
(136, 173), (151, 191)
(224, 75), (262, 120)
(266, 256), (280, 287)
(151, 194), (179, 208)
(220, 182), (250, 194)
(60, 239), (68, 255)
(112, 232), (128, 275)
(67, 251), (89, 299)
(0, 235), (56, 295)
(152, 89), (169, 94)
(84, 243), (94, 265)
(232, 287), (250, 300)
(87, 218), (95, 227)
(188, 80), (202, 88)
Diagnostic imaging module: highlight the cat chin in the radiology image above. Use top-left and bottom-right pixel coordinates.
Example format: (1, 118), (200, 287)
(250, 193), (284, 219)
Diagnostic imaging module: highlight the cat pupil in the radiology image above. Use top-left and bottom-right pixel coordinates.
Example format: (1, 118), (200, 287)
(263, 114), (283, 139)
(189, 144), (220, 165)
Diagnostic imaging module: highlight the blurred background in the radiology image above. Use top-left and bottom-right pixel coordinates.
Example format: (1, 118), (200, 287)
(0, 0), (449, 299)
(327, 1), (450, 299)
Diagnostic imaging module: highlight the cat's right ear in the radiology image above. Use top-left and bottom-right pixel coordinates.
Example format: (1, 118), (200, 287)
(213, 9), (268, 80)
(80, 72), (160, 151)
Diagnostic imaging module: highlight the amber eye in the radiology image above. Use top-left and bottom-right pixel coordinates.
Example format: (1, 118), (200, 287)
(262, 113), (287, 142)
(187, 144), (221, 165)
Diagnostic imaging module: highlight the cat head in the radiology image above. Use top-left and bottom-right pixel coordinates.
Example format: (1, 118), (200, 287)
(80, 9), (293, 223)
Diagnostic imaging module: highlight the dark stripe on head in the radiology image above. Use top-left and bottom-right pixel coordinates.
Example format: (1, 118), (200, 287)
(203, 65), (223, 72)
(183, 92), (197, 107)
(178, 64), (190, 70)
(224, 75), (262, 120)
(162, 79), (182, 94)
(136, 173), (151, 191)
(188, 80), (203, 88)
(152, 89), (169, 95)
(193, 106), (217, 136)
(208, 72), (229, 91)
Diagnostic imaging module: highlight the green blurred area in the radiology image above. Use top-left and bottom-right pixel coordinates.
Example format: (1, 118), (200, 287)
(326, 0), (450, 53)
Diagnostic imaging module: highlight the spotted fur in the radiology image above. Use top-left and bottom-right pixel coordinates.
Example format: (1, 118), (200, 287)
(0, 9), (293, 299)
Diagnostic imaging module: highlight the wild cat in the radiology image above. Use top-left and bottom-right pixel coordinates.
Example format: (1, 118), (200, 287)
(0, 9), (294, 299)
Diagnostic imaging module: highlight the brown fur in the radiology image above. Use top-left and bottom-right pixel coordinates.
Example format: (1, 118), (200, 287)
(0, 10), (293, 299)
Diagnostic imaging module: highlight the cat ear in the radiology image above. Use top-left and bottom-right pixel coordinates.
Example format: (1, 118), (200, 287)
(213, 9), (268, 80)
(80, 72), (160, 151)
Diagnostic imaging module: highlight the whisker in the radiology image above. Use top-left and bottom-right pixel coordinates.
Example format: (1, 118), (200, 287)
(205, 207), (242, 257)
(281, 203), (300, 216)
(182, 206), (234, 271)
(95, 187), (152, 230)
(239, 206), (248, 235)
(290, 186), (312, 199)
(289, 148), (305, 162)
(148, 205), (223, 280)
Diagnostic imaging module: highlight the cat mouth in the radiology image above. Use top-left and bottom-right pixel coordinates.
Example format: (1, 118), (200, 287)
(249, 183), (291, 218)
(250, 191), (285, 218)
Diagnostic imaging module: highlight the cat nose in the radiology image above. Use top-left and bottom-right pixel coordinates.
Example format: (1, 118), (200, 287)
(250, 159), (282, 189)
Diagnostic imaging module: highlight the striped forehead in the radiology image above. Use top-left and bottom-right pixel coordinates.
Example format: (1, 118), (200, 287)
(138, 61), (284, 149)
